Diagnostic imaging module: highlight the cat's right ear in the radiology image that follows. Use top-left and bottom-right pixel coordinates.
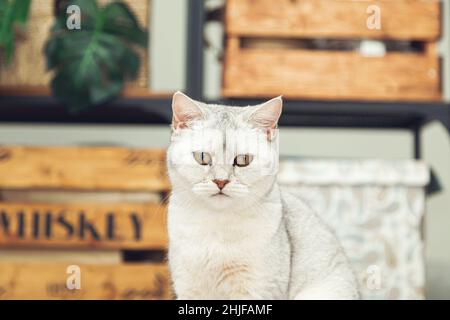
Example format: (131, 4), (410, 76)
(171, 91), (204, 130)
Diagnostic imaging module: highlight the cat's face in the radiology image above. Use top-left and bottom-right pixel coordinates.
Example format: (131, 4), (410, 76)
(167, 92), (282, 210)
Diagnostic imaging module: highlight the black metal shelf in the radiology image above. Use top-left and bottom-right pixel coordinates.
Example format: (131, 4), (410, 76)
(0, 94), (448, 131)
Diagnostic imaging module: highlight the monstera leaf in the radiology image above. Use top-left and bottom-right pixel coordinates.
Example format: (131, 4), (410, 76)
(0, 0), (32, 65)
(45, 0), (148, 112)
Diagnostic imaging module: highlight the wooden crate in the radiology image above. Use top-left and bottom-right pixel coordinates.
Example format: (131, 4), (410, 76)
(222, 0), (442, 101)
(0, 145), (172, 299)
(0, 202), (167, 250)
(0, 146), (169, 191)
(0, 263), (171, 300)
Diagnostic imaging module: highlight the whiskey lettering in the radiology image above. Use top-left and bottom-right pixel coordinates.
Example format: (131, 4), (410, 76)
(0, 209), (143, 242)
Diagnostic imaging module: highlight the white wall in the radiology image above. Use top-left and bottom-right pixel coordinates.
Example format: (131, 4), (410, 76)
(150, 0), (187, 91)
(422, 123), (450, 299)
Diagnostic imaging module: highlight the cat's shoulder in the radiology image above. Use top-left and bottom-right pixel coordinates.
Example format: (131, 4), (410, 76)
(279, 187), (323, 224)
(279, 187), (311, 213)
(279, 187), (339, 243)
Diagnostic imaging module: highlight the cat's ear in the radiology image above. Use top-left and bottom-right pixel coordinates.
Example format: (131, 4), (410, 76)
(172, 91), (204, 130)
(248, 96), (283, 140)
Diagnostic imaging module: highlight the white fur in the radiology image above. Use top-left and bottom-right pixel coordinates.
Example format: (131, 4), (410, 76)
(167, 92), (360, 300)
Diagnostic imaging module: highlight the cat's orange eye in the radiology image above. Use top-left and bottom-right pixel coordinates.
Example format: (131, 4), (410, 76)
(193, 152), (212, 166)
(234, 154), (254, 167)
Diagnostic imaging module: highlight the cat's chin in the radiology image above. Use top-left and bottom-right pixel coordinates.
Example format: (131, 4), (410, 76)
(199, 192), (237, 209)
(209, 193), (233, 205)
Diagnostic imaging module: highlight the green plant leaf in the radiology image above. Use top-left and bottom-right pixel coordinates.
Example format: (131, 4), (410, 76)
(11, 0), (31, 26)
(102, 2), (147, 47)
(45, 0), (148, 112)
(0, 0), (32, 65)
(0, 1), (15, 59)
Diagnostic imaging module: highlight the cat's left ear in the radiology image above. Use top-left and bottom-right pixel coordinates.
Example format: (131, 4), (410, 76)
(248, 96), (283, 140)
(171, 91), (204, 130)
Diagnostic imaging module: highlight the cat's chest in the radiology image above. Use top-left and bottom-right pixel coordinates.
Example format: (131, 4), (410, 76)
(167, 202), (288, 298)
(172, 239), (277, 299)
(172, 236), (289, 299)
(170, 221), (265, 266)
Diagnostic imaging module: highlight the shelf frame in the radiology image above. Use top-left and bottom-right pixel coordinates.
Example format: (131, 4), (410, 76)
(0, 0), (449, 161)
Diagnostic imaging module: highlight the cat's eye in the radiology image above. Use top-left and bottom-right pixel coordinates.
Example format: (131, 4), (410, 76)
(193, 152), (212, 166)
(234, 154), (254, 167)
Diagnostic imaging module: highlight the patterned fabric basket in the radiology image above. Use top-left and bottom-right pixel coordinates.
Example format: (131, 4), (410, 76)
(278, 159), (429, 300)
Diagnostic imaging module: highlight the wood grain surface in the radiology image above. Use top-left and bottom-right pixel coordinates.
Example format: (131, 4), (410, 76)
(227, 0), (441, 40)
(223, 48), (441, 101)
(0, 146), (170, 192)
(0, 263), (171, 300)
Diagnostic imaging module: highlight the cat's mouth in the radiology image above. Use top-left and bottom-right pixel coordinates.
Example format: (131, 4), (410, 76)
(211, 192), (230, 198)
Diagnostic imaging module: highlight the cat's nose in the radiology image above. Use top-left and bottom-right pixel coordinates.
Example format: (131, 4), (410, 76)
(213, 179), (230, 190)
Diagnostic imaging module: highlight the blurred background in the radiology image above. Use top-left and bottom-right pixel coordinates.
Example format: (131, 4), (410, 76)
(0, 0), (449, 299)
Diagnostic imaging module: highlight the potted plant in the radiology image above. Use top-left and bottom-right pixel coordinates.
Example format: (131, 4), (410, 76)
(46, 0), (148, 112)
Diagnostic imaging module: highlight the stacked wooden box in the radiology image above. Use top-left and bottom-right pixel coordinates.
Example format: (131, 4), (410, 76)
(223, 0), (442, 101)
(0, 146), (171, 300)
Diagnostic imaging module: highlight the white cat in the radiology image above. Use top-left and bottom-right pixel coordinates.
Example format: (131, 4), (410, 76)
(167, 92), (360, 300)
